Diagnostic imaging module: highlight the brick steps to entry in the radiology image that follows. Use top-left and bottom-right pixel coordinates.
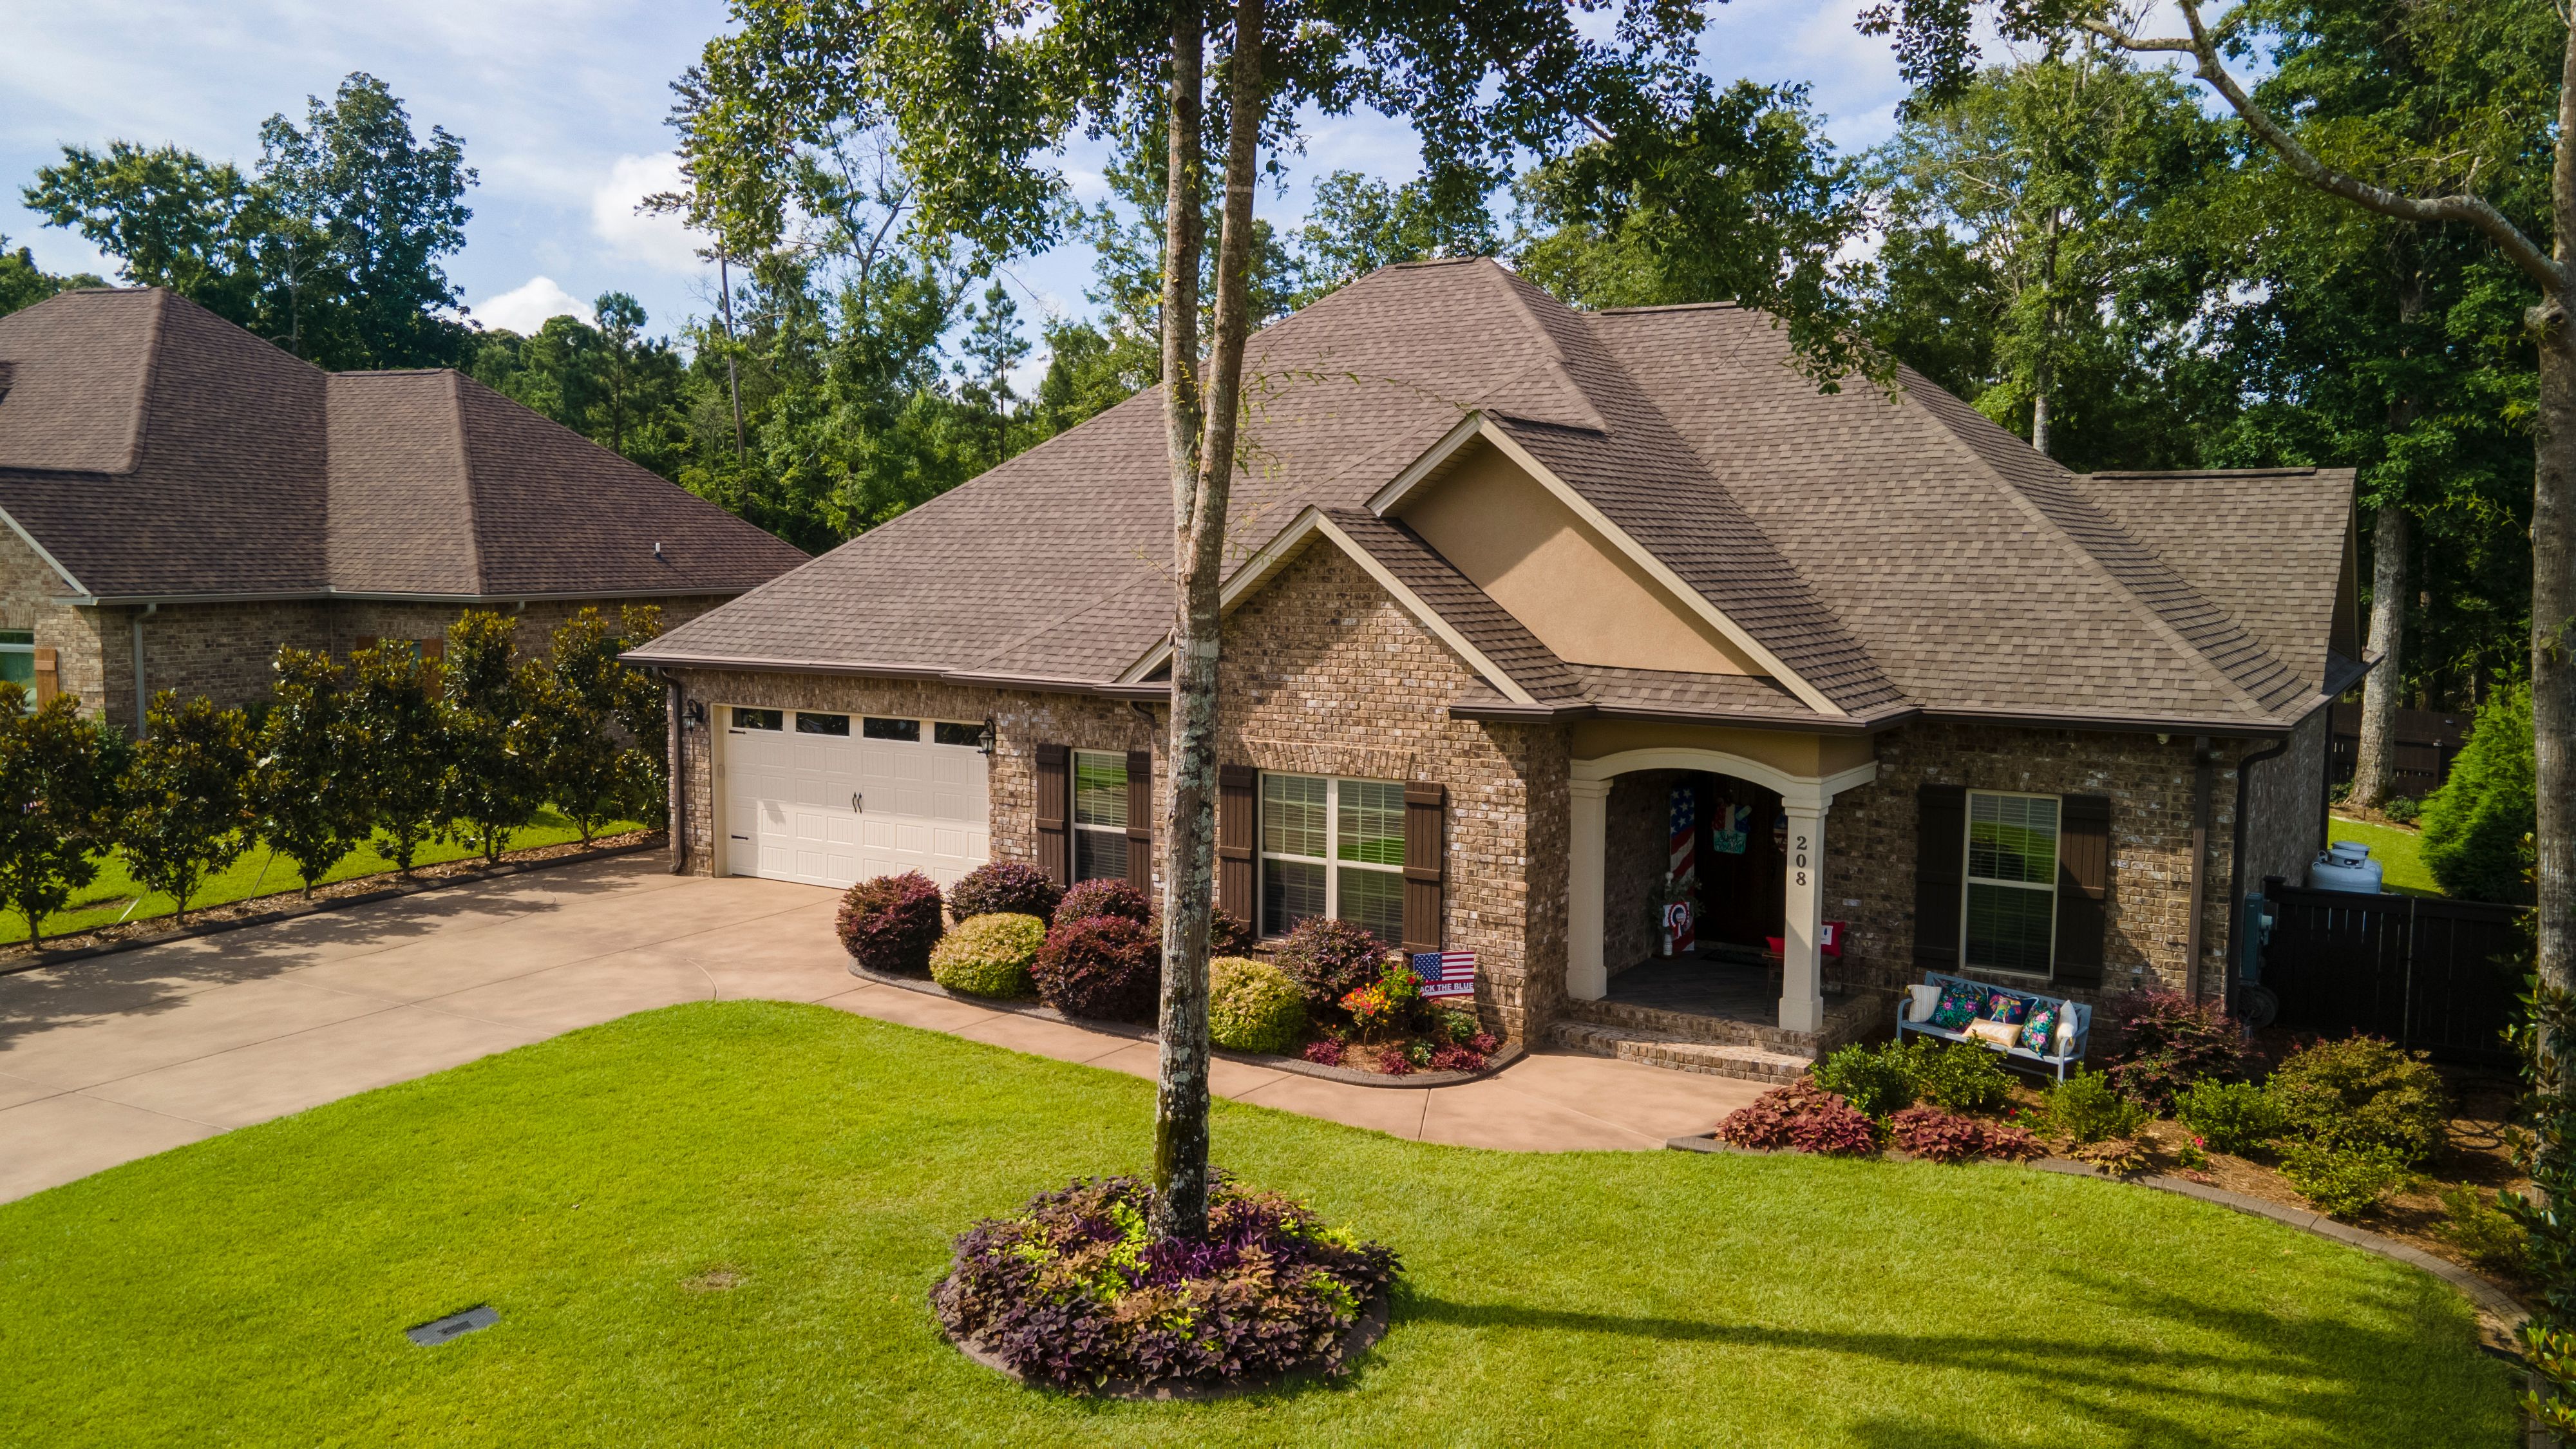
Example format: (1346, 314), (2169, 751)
(1546, 1021), (1814, 1084)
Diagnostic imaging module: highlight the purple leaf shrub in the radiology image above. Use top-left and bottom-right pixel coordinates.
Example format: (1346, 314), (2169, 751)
(835, 871), (945, 975)
(1033, 914), (1160, 1021)
(947, 860), (1062, 922)
(1054, 877), (1151, 925)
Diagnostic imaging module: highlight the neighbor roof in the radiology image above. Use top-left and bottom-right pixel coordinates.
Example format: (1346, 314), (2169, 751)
(0, 288), (809, 601)
(633, 258), (2352, 734)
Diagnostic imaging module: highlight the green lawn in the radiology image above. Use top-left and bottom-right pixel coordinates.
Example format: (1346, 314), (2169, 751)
(2328, 814), (2441, 896)
(0, 1003), (2513, 1446)
(1, 810), (644, 947)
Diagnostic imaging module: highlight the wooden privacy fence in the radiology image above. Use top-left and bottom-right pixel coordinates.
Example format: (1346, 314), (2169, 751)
(2327, 701), (2471, 795)
(2258, 878), (2525, 1063)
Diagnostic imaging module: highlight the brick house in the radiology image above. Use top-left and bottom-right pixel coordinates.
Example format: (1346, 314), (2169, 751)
(627, 259), (2358, 1075)
(0, 287), (808, 732)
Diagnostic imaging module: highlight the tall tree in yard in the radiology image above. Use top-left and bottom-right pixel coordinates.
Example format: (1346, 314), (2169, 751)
(119, 693), (257, 926)
(686, 0), (1706, 1238)
(0, 686), (126, 946)
(540, 610), (645, 844)
(439, 612), (545, 864)
(254, 648), (372, 897)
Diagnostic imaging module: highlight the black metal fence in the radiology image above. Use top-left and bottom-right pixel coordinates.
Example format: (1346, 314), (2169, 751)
(2258, 878), (2526, 1063)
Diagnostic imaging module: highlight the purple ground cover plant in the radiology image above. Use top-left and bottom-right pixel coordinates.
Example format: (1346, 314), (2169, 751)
(933, 1173), (1400, 1391)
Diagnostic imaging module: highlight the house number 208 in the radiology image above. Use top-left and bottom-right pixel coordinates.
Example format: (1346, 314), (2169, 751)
(1794, 836), (1809, 886)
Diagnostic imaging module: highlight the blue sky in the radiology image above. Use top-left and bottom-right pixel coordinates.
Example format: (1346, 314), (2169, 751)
(5, 0), (1954, 359)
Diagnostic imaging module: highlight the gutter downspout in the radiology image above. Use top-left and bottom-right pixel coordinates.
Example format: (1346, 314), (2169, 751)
(2226, 734), (2293, 1016)
(132, 603), (157, 738)
(2186, 737), (2213, 1001)
(666, 675), (686, 875)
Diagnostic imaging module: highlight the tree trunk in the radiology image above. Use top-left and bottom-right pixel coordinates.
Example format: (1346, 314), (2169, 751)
(2031, 209), (2061, 459)
(2350, 503), (2409, 808)
(2535, 300), (2575, 1073)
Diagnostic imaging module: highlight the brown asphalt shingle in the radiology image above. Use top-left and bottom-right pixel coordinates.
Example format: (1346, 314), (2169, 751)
(639, 260), (2350, 732)
(0, 287), (808, 600)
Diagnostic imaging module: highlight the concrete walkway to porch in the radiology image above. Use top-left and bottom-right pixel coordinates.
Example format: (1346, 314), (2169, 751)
(0, 857), (1764, 1204)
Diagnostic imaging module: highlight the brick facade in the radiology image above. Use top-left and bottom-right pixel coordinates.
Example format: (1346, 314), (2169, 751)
(1604, 770), (1687, 976)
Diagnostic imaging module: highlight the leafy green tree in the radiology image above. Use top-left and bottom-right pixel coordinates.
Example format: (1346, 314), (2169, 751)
(956, 279), (1030, 470)
(0, 685), (127, 945)
(1867, 48), (2234, 464)
(120, 693), (256, 925)
(438, 612), (545, 864)
(25, 73), (475, 368)
(538, 611), (639, 844)
(471, 295), (690, 476)
(1291, 171), (1499, 306)
(613, 605), (671, 831)
(253, 648), (370, 898)
(0, 236), (105, 317)
(1513, 78), (1880, 386)
(2420, 683), (2535, 903)
(344, 640), (448, 873)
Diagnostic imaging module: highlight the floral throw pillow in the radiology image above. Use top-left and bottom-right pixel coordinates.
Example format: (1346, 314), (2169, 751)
(1983, 994), (2030, 1027)
(2019, 1003), (2060, 1054)
(1929, 983), (1986, 1030)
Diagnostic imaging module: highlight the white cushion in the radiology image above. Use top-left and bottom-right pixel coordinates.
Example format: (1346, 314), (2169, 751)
(1906, 984), (1941, 1022)
(2054, 1009), (2078, 1054)
(1965, 1018), (2020, 1048)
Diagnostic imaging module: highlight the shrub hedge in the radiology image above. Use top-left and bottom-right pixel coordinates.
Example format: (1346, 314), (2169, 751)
(929, 913), (1046, 998)
(1033, 914), (1160, 1021)
(2419, 682), (2535, 902)
(946, 862), (1061, 923)
(1056, 878), (1151, 925)
(1208, 956), (1308, 1054)
(2266, 1036), (2447, 1166)
(1274, 917), (1388, 1014)
(837, 871), (945, 976)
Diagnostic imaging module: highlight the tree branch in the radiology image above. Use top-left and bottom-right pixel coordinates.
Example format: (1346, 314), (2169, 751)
(2083, 2), (2566, 296)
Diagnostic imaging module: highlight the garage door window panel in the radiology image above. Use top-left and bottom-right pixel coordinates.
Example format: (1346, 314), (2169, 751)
(864, 717), (920, 741)
(795, 712), (850, 735)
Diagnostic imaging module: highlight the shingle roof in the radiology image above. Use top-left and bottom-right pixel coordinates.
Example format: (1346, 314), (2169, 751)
(0, 287), (808, 600)
(637, 259), (2348, 732)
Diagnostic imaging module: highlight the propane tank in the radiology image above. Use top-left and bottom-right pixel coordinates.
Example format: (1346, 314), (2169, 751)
(2309, 840), (2383, 895)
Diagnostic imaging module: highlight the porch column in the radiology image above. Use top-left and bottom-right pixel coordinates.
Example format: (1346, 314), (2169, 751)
(1567, 777), (1612, 1001)
(1779, 797), (1828, 1033)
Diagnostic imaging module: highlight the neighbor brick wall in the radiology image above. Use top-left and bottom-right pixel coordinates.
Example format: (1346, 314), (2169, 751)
(1821, 721), (2254, 1012)
(129, 600), (334, 726)
(0, 522), (108, 719)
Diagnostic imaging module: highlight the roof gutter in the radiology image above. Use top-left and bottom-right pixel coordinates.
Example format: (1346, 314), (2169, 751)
(55, 584), (761, 609)
(620, 651), (1173, 702)
(1448, 698), (1903, 735)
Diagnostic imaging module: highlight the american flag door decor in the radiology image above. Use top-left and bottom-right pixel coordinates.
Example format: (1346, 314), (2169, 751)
(1667, 784), (1697, 955)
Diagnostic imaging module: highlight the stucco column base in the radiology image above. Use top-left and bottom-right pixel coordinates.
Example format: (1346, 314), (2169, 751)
(1779, 801), (1828, 1034)
(1567, 779), (1613, 1001)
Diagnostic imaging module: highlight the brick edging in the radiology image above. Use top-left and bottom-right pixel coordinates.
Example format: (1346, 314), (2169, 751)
(0, 837), (669, 979)
(845, 961), (1526, 1088)
(1667, 1132), (2532, 1344)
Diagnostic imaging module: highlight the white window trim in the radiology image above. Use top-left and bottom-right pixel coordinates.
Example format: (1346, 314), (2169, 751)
(0, 634), (30, 715)
(1958, 789), (2060, 980)
(1072, 750), (1129, 882)
(1257, 772), (1404, 936)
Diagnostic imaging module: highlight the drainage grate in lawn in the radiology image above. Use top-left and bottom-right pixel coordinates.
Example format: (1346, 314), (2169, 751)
(404, 1305), (498, 1346)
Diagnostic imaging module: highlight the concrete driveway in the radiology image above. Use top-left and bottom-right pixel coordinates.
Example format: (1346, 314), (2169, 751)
(0, 857), (1760, 1202)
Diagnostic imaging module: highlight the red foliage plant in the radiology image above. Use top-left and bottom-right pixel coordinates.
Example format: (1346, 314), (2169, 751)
(836, 871), (945, 976)
(1428, 1044), (1488, 1072)
(1274, 918), (1390, 1014)
(1718, 1081), (1877, 1156)
(1886, 1104), (2046, 1164)
(1376, 1045), (1416, 1077)
(1055, 878), (1151, 925)
(947, 860), (1062, 922)
(1302, 1037), (1346, 1067)
(2103, 989), (2246, 1112)
(1032, 914), (1161, 1021)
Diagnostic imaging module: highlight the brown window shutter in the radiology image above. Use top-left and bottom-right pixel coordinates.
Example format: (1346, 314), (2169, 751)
(355, 635), (378, 654)
(2054, 794), (2112, 987)
(32, 647), (57, 705)
(1217, 765), (1257, 925)
(417, 636), (444, 659)
(1124, 749), (1154, 895)
(1401, 782), (1445, 954)
(1034, 744), (1071, 886)
(1913, 784), (1967, 968)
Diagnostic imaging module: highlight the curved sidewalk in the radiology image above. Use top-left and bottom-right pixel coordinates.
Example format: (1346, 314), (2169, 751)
(0, 857), (1763, 1202)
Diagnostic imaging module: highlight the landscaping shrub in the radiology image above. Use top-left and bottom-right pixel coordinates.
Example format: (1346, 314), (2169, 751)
(118, 692), (256, 925)
(1274, 917), (1390, 1014)
(1033, 914), (1161, 1021)
(2174, 1079), (2284, 1156)
(2419, 682), (2535, 902)
(933, 1173), (1399, 1391)
(1208, 956), (1307, 1054)
(1376, 1045), (1416, 1075)
(1338, 958), (1423, 1039)
(1055, 877), (1150, 925)
(836, 871), (946, 976)
(1209, 905), (1255, 954)
(253, 648), (368, 896)
(2101, 990), (2244, 1110)
(1886, 1104), (2043, 1164)
(2279, 1141), (2419, 1219)
(929, 913), (1046, 998)
(1428, 1043), (1489, 1072)
(2266, 1036), (2448, 1166)
(2437, 1186), (2530, 1273)
(1812, 1042), (1917, 1119)
(1302, 1037), (1345, 1067)
(438, 611), (546, 864)
(2043, 1068), (2150, 1145)
(947, 861), (1062, 923)
(1718, 1081), (1879, 1155)
(0, 686), (126, 947)
(343, 640), (448, 872)
(2382, 796), (2421, 825)
(1906, 1039), (2015, 1115)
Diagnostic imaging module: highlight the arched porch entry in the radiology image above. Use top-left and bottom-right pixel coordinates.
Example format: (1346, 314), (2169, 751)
(1568, 748), (1878, 1032)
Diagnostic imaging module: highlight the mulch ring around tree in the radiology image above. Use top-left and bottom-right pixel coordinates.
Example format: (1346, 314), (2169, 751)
(941, 1290), (1392, 1401)
(843, 959), (1525, 1088)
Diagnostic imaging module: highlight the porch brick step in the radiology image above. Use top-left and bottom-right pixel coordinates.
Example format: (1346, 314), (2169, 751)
(1546, 1021), (1815, 1084)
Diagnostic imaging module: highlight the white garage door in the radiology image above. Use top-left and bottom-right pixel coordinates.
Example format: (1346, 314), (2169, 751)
(723, 708), (990, 890)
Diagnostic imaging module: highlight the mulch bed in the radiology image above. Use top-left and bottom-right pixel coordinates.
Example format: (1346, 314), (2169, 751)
(0, 831), (665, 974)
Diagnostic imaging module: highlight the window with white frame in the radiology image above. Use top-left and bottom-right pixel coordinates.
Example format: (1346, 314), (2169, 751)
(1962, 791), (2059, 975)
(0, 631), (30, 710)
(1073, 750), (1129, 882)
(1259, 773), (1405, 942)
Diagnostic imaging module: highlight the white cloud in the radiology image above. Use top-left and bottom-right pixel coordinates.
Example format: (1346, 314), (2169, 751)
(472, 275), (590, 332)
(591, 152), (701, 272)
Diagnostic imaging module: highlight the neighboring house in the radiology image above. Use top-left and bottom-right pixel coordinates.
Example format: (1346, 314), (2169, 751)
(0, 287), (809, 731)
(629, 258), (2358, 1076)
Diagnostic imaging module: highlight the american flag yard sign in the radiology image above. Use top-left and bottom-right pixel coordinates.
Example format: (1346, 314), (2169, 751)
(1409, 950), (1479, 999)
(1667, 783), (1697, 954)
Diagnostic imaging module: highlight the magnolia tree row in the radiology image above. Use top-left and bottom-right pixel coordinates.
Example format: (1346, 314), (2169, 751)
(0, 607), (669, 945)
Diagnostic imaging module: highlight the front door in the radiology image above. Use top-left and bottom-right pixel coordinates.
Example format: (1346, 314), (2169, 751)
(1696, 775), (1786, 949)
